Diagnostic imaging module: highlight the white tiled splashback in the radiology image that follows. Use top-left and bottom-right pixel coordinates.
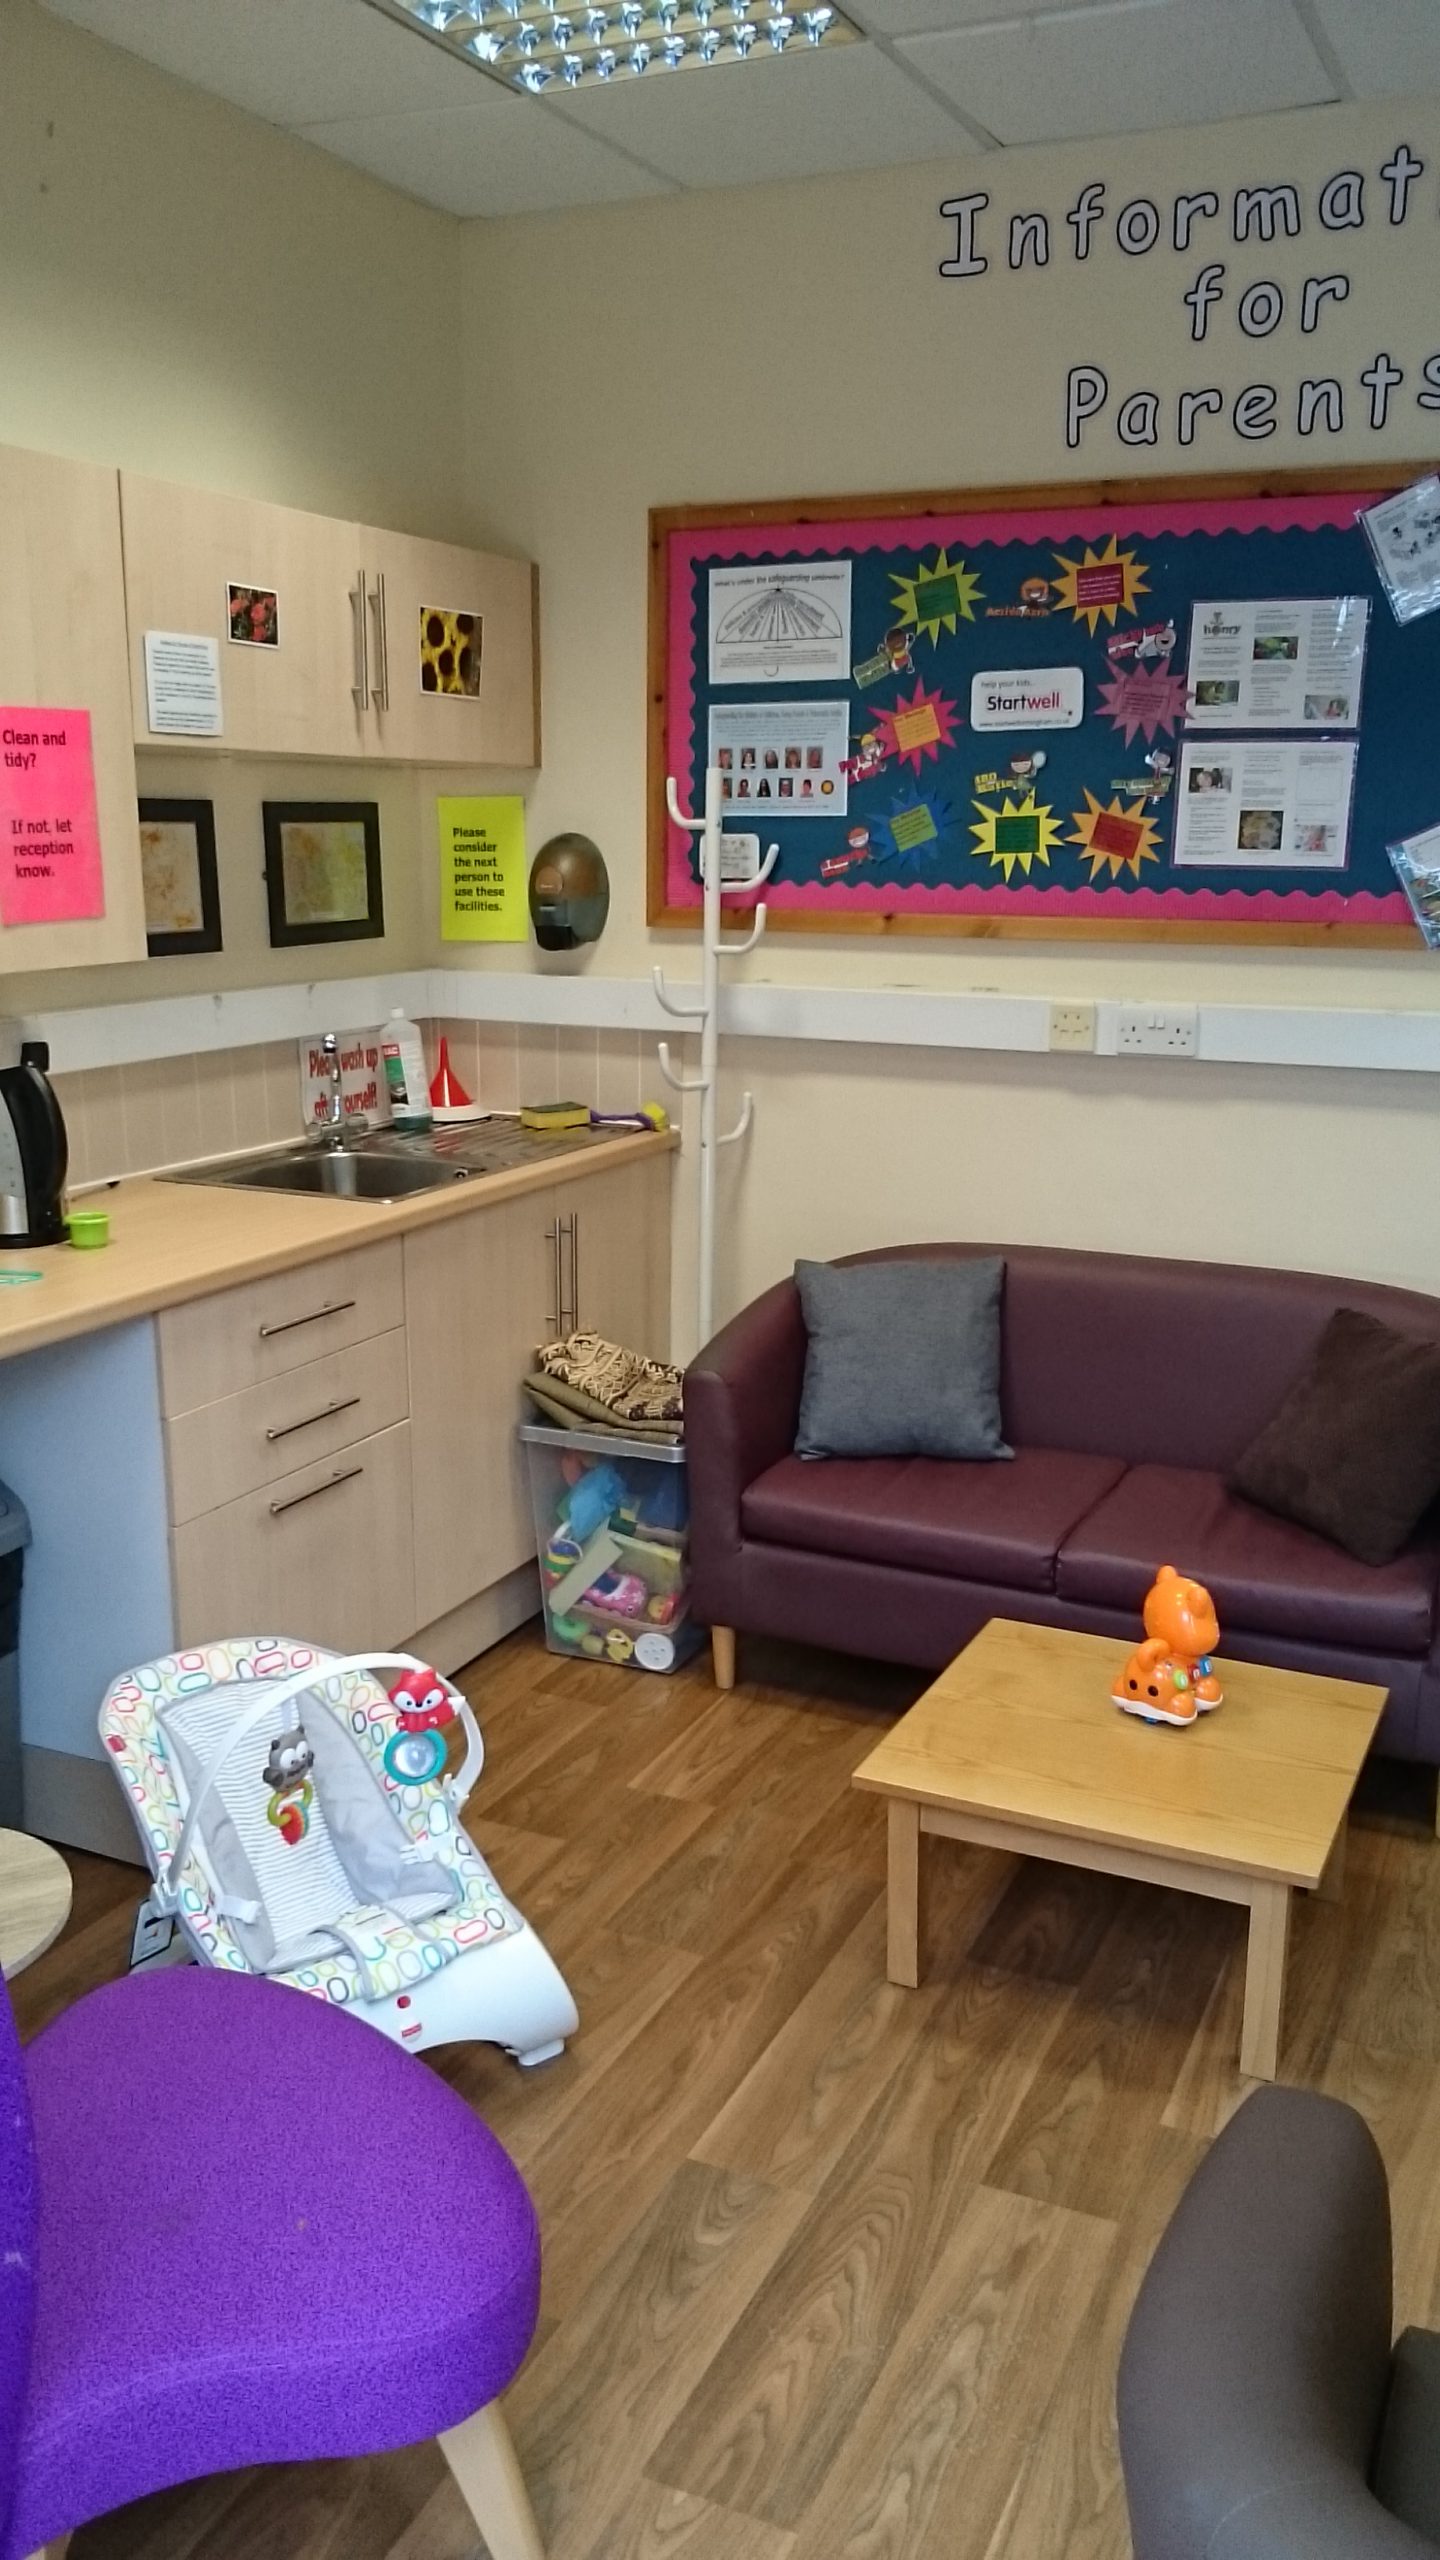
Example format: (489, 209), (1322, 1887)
(54, 1019), (653, 1187)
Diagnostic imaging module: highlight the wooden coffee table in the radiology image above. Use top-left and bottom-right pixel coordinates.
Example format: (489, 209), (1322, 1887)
(852, 1618), (1387, 2080)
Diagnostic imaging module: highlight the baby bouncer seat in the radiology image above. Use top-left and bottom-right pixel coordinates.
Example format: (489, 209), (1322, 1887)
(99, 1636), (578, 2067)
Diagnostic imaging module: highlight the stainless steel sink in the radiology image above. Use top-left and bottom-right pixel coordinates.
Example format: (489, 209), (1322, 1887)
(162, 1119), (618, 1201)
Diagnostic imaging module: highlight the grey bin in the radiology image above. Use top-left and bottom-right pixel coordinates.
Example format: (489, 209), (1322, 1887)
(0, 1480), (30, 1829)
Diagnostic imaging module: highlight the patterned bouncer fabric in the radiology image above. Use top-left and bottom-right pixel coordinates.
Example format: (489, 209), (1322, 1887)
(100, 1636), (521, 2011)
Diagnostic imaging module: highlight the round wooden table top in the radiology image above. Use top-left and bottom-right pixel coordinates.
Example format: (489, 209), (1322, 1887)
(0, 1827), (72, 1978)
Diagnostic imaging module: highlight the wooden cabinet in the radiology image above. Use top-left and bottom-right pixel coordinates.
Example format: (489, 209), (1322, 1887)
(121, 475), (538, 768)
(172, 1422), (415, 1654)
(120, 477), (370, 761)
(0, 444), (145, 971)
(406, 1155), (674, 1631)
(364, 524), (538, 769)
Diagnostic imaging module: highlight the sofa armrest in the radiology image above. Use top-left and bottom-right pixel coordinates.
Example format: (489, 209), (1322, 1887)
(684, 1280), (806, 1604)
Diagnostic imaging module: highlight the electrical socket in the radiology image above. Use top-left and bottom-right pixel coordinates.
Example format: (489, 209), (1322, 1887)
(1048, 1002), (1096, 1053)
(1116, 1003), (1199, 1056)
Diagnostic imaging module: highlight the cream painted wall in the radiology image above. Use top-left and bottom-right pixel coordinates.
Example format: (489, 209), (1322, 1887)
(459, 99), (1440, 1333)
(0, 0), (458, 1017)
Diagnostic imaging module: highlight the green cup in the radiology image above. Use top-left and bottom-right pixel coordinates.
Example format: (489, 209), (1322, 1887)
(67, 1209), (110, 1251)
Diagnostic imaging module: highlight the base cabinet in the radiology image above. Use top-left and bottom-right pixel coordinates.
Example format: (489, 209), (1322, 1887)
(406, 1154), (674, 1632)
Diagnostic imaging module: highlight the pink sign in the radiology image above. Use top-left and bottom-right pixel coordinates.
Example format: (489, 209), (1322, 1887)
(0, 707), (106, 927)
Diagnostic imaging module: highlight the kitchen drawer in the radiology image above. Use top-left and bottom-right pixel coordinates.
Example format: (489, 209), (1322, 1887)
(165, 1327), (408, 1524)
(171, 1420), (415, 1654)
(158, 1242), (404, 1414)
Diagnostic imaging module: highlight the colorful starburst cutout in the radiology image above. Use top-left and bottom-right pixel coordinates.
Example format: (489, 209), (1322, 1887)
(1051, 536), (1150, 633)
(1068, 791), (1161, 882)
(969, 792), (1062, 882)
(875, 680), (960, 773)
(889, 547), (983, 645)
(874, 787), (956, 873)
(1097, 655), (1188, 747)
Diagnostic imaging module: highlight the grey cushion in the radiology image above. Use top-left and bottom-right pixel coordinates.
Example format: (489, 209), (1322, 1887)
(793, 1255), (1011, 1461)
(1374, 2327), (1440, 2543)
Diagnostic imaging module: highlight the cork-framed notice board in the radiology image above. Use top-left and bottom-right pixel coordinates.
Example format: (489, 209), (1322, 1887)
(649, 465), (1440, 942)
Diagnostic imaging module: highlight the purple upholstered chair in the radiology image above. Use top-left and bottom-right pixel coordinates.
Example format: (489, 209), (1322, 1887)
(0, 1964), (545, 2560)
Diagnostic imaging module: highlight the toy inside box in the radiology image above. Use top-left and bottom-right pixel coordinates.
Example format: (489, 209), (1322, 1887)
(520, 1423), (701, 1674)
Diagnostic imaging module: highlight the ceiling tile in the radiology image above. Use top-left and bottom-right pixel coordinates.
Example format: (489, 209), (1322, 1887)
(848, 0), (1107, 42)
(296, 94), (675, 214)
(36, 0), (485, 126)
(1307, 0), (1440, 98)
(553, 44), (974, 189)
(897, 0), (1337, 144)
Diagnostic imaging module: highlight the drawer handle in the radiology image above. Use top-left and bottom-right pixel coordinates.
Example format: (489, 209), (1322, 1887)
(266, 1395), (361, 1444)
(258, 1298), (357, 1341)
(269, 1464), (363, 1518)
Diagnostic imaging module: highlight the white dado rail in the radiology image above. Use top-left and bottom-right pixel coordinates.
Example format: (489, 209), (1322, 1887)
(11, 969), (1440, 1080)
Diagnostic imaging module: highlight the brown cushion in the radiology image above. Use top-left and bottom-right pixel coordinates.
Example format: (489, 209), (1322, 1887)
(1228, 1308), (1440, 1567)
(1056, 1462), (1440, 1655)
(741, 1447), (1124, 1593)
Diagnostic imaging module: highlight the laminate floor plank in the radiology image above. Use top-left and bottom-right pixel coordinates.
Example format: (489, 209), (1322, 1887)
(16, 1624), (1440, 2560)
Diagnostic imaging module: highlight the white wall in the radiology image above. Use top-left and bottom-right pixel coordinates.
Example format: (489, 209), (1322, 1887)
(459, 99), (1440, 1329)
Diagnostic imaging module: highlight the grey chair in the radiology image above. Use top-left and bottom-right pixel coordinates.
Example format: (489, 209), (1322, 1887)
(1118, 2084), (1440, 2558)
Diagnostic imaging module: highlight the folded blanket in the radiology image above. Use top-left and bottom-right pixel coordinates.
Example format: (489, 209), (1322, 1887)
(534, 1330), (684, 1426)
(524, 1374), (683, 1443)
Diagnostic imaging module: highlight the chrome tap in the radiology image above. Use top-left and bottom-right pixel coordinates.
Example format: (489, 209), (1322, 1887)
(317, 1033), (362, 1144)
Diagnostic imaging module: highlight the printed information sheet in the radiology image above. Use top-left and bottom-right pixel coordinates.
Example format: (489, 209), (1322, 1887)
(1185, 597), (1368, 730)
(144, 631), (223, 738)
(707, 698), (849, 816)
(1174, 738), (1357, 870)
(708, 562), (852, 684)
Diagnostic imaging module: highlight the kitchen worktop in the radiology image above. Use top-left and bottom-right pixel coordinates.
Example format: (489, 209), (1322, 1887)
(0, 1125), (677, 1364)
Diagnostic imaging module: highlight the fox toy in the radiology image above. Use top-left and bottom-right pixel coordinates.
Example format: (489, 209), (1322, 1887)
(1112, 1564), (1223, 1726)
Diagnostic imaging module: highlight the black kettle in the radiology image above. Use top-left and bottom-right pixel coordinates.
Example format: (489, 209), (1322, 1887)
(0, 1042), (68, 1247)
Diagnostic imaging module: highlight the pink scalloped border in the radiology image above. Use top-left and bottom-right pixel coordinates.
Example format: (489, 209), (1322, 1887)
(663, 489), (1393, 925)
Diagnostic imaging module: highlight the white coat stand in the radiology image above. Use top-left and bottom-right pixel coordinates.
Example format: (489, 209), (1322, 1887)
(655, 767), (778, 1353)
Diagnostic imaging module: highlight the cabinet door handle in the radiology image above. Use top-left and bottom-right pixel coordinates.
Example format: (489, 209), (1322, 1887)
(370, 571), (390, 711)
(351, 571), (370, 709)
(258, 1297), (356, 1340)
(567, 1212), (580, 1332)
(546, 1221), (563, 1336)
(266, 1395), (361, 1444)
(270, 1464), (363, 1518)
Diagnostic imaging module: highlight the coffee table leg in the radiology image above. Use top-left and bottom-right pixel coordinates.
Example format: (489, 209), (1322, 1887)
(1240, 1881), (1291, 2080)
(887, 1801), (924, 1988)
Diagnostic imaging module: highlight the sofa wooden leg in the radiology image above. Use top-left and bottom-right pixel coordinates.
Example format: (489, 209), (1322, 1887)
(1434, 1771), (1440, 1840)
(712, 1626), (737, 1692)
(439, 2399), (544, 2560)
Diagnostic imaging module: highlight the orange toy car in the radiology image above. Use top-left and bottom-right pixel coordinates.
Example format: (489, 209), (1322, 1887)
(1112, 1564), (1223, 1726)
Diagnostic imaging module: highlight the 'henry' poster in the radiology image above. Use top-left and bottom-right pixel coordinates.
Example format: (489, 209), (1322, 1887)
(0, 708), (106, 927)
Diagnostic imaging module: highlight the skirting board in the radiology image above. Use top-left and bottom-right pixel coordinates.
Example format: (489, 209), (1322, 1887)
(21, 1569), (543, 1863)
(14, 968), (1440, 1083)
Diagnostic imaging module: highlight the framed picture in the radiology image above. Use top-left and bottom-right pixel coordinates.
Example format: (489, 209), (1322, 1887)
(139, 797), (222, 957)
(227, 583), (279, 647)
(263, 801), (384, 948)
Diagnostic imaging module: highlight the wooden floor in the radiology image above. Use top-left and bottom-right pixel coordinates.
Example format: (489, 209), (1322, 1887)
(16, 1624), (1440, 2560)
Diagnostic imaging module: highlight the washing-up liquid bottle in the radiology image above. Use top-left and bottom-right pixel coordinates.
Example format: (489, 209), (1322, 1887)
(380, 1008), (432, 1131)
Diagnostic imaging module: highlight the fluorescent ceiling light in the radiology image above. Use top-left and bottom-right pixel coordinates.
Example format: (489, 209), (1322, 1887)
(361, 0), (859, 92)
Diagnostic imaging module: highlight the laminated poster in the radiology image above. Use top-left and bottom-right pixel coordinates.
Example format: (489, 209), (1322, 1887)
(708, 561), (851, 684)
(707, 699), (849, 818)
(438, 794), (528, 941)
(1361, 478), (1440, 625)
(144, 630), (223, 738)
(1185, 597), (1368, 730)
(0, 707), (106, 927)
(1174, 738), (1357, 871)
(1388, 821), (1440, 947)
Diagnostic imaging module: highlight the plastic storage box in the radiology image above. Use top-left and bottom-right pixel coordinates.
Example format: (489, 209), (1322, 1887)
(520, 1423), (700, 1674)
(0, 1481), (31, 1828)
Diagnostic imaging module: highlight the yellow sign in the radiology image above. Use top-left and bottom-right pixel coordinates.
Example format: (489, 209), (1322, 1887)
(439, 795), (528, 941)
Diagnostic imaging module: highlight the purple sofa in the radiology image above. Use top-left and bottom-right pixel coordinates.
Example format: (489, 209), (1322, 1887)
(685, 1243), (1440, 1774)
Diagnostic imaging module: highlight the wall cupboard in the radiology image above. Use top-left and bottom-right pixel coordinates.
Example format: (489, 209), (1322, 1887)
(0, 436), (539, 974)
(121, 475), (539, 768)
(0, 446), (146, 970)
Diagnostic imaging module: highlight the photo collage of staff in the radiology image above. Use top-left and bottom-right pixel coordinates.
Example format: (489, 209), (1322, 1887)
(717, 740), (833, 804)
